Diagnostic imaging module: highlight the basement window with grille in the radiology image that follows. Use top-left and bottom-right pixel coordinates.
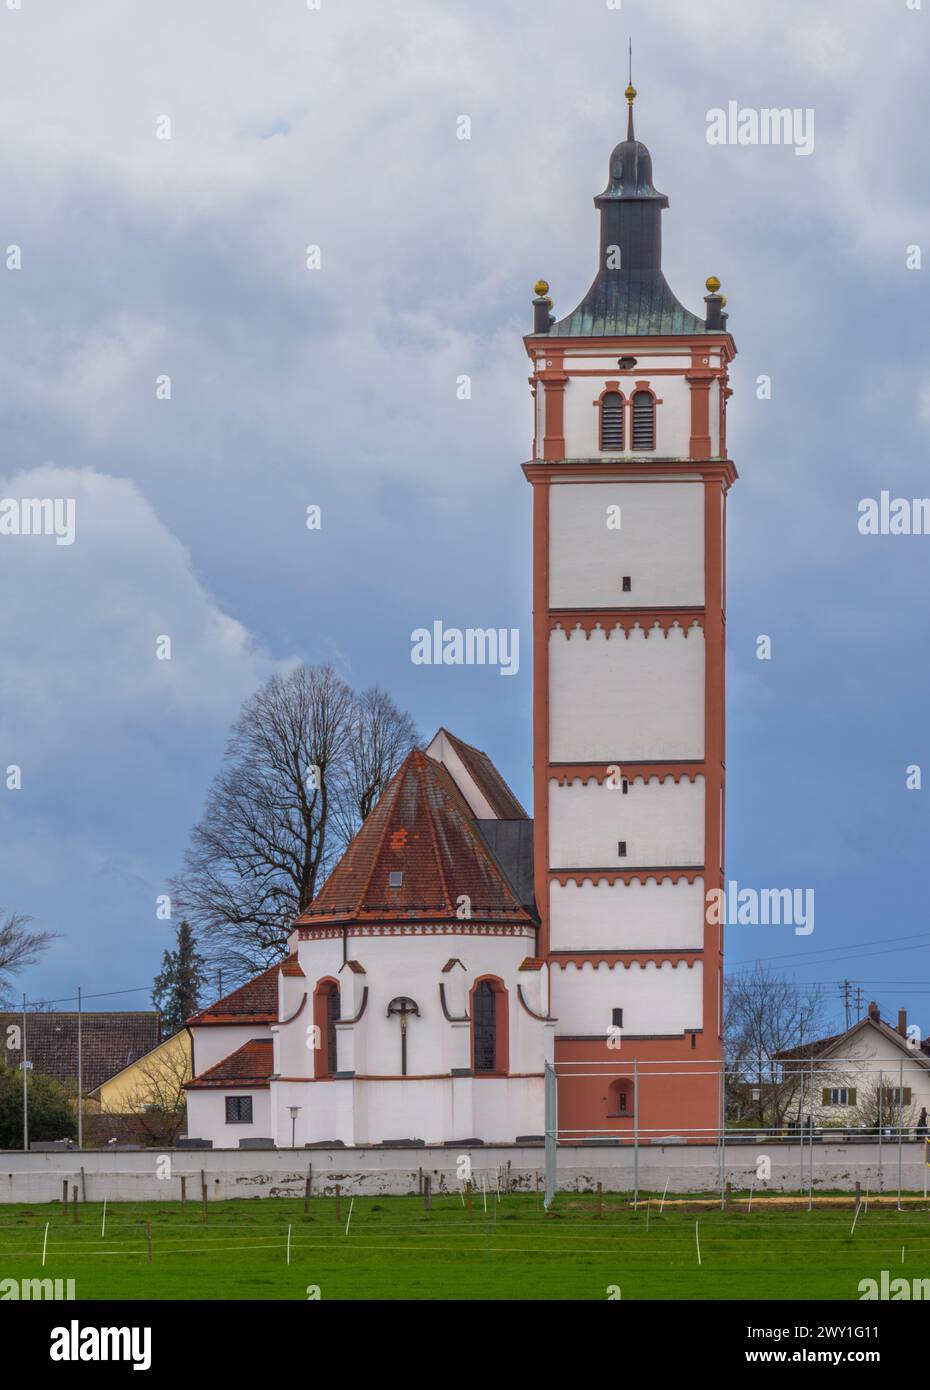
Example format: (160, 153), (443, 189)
(621, 575), (631, 593)
(631, 390), (656, 450)
(600, 391), (625, 451)
(617, 841), (627, 857)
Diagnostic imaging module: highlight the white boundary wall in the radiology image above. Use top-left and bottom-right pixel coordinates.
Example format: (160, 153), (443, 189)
(1, 1142), (927, 1202)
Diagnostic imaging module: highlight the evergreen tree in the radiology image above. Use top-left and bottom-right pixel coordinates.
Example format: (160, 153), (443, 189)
(152, 921), (206, 1036)
(0, 1065), (76, 1148)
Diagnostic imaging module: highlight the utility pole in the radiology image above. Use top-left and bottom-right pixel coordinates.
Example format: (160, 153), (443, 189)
(839, 980), (851, 1031)
(21, 993), (28, 1153)
(76, 986), (83, 1149)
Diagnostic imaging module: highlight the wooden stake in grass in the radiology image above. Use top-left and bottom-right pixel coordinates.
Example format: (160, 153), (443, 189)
(101, 1199), (107, 1239)
(304, 1166), (312, 1215)
(180, 1176), (186, 1207)
(423, 1176), (432, 1211)
(145, 1221), (152, 1265)
(335, 1183), (341, 1221)
(850, 1199), (862, 1236)
(645, 1199), (651, 1232)
(80, 1166), (86, 1202)
(481, 1177), (487, 1214)
(42, 1222), (48, 1268)
(72, 1185), (78, 1223)
(535, 1172), (540, 1217)
(286, 1224), (292, 1265)
(747, 1180), (754, 1215)
(695, 1220), (702, 1266)
(465, 1180), (472, 1212)
(201, 1172), (208, 1224)
(596, 1182), (603, 1219)
(345, 1198), (354, 1237)
(61, 1179), (68, 1210)
(659, 1177), (669, 1215)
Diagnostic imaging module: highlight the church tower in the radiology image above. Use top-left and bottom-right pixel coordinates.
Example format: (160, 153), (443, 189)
(523, 85), (737, 1142)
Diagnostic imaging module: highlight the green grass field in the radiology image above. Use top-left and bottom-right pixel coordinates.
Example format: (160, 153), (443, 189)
(0, 1193), (928, 1300)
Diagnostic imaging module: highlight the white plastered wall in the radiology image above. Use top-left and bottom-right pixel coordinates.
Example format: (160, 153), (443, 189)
(549, 624), (704, 761)
(549, 481), (704, 608)
(561, 372), (692, 460)
(549, 775), (704, 868)
(551, 959), (703, 1036)
(549, 876), (705, 951)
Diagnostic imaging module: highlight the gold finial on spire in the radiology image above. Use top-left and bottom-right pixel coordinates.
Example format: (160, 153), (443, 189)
(705, 275), (721, 294)
(625, 83), (637, 105)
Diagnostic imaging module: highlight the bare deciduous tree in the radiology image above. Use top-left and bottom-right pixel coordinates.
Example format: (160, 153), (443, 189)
(332, 685), (419, 844)
(725, 963), (829, 1130)
(170, 665), (418, 984)
(851, 1073), (921, 1135)
(0, 911), (55, 1007)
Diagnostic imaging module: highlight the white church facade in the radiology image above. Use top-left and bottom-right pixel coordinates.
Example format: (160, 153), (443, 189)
(185, 85), (738, 1148)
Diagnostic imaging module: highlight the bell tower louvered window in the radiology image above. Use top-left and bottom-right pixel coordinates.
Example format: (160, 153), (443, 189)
(631, 390), (655, 450)
(600, 391), (624, 451)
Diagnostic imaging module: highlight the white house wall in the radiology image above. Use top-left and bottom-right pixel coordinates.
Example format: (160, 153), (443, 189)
(192, 1024), (271, 1073)
(186, 1088), (272, 1145)
(549, 625), (704, 762)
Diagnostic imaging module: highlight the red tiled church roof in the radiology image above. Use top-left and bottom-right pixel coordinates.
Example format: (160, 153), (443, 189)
(185, 1038), (273, 1089)
(186, 963), (281, 1026)
(295, 748), (533, 928)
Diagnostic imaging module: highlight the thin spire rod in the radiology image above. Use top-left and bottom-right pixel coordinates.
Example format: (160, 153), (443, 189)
(625, 42), (637, 142)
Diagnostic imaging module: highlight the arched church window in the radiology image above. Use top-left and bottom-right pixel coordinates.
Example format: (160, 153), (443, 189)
(631, 390), (656, 450)
(313, 980), (340, 1078)
(600, 391), (625, 450)
(472, 977), (508, 1074)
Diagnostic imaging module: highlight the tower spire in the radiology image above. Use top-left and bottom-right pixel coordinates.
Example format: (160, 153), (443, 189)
(625, 40), (636, 141)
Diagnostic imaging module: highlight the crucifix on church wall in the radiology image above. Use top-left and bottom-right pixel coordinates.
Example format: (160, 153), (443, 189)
(386, 996), (420, 1076)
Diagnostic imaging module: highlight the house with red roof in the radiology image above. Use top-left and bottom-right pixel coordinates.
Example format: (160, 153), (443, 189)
(185, 730), (553, 1147)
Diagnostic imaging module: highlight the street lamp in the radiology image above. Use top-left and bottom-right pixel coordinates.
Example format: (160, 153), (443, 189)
(288, 1106), (301, 1149)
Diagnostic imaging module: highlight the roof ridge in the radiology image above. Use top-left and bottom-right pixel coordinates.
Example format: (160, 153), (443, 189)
(353, 749), (414, 915)
(419, 753), (454, 914)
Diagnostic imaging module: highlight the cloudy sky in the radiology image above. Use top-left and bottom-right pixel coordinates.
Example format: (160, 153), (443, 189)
(0, 0), (928, 1033)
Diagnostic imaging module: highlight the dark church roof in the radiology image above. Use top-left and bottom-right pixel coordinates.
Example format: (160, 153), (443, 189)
(549, 269), (706, 339)
(0, 1011), (161, 1092)
(534, 86), (710, 340)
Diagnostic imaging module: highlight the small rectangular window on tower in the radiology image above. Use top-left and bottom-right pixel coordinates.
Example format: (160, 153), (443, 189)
(617, 841), (627, 857)
(621, 576), (631, 592)
(612, 1008), (623, 1028)
(621, 779), (629, 795)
